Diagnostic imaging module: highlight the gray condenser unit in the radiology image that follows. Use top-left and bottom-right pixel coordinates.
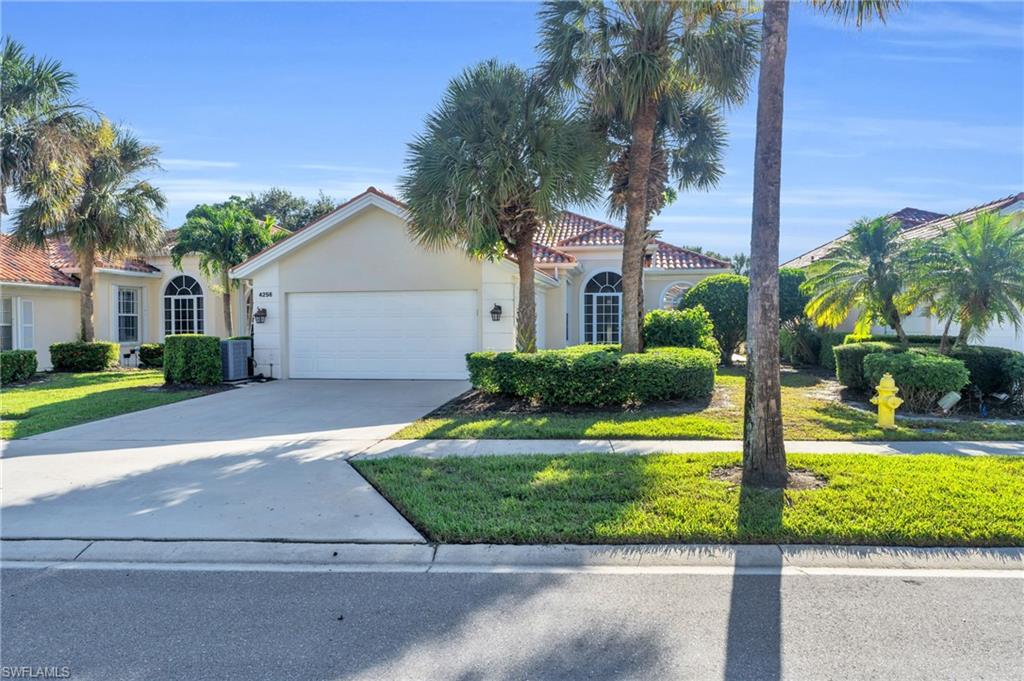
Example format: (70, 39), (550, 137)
(221, 339), (251, 381)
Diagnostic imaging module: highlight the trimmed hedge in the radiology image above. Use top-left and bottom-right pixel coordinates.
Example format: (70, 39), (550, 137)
(681, 274), (748, 366)
(948, 346), (1020, 395)
(842, 333), (943, 345)
(164, 335), (222, 386)
(139, 343), (164, 368)
(863, 351), (970, 412)
(1004, 354), (1024, 415)
(1, 349), (37, 384)
(643, 306), (720, 356)
(50, 341), (120, 372)
(818, 331), (846, 373)
(467, 345), (717, 406)
(833, 341), (901, 390)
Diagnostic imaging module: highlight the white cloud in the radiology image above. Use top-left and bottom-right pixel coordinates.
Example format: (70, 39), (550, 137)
(160, 158), (239, 170)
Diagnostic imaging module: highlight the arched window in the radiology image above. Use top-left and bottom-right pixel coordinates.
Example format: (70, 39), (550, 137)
(164, 275), (204, 335)
(583, 271), (622, 344)
(661, 281), (692, 310)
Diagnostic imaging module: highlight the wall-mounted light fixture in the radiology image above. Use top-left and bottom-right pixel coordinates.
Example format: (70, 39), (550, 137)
(254, 307), (268, 324)
(490, 304), (503, 322)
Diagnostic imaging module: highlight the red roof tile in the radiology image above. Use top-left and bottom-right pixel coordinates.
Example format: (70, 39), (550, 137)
(0, 234), (79, 287)
(46, 239), (160, 274)
(539, 211), (618, 246)
(648, 241), (731, 269)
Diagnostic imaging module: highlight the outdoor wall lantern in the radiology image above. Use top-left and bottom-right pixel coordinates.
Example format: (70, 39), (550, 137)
(254, 307), (268, 324)
(490, 304), (503, 322)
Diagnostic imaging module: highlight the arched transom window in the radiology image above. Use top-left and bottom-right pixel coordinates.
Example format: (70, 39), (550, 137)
(661, 282), (692, 310)
(164, 275), (204, 335)
(583, 271), (622, 344)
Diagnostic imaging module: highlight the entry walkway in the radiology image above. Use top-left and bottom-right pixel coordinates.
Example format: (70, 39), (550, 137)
(353, 439), (1024, 459)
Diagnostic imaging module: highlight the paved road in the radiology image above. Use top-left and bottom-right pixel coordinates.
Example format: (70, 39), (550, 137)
(2, 566), (1020, 680)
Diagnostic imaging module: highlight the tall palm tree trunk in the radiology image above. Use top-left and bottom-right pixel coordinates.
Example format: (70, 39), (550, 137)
(515, 233), (538, 353)
(938, 315), (954, 354)
(79, 242), (96, 342)
(743, 0), (788, 487)
(221, 271), (234, 337)
(621, 100), (658, 354)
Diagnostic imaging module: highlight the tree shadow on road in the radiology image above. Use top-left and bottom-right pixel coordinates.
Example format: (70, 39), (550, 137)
(723, 481), (784, 681)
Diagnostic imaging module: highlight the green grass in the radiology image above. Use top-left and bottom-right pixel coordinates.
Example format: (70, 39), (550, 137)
(395, 368), (1024, 441)
(354, 453), (1024, 546)
(1, 370), (205, 439)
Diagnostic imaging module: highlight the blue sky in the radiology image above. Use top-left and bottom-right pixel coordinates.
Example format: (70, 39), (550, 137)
(5, 1), (1022, 261)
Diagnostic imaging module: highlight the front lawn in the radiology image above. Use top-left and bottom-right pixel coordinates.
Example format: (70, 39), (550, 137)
(354, 453), (1024, 546)
(395, 368), (1024, 441)
(1, 370), (207, 439)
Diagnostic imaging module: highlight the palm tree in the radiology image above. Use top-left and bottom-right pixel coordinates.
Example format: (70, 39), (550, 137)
(803, 217), (912, 342)
(171, 203), (284, 337)
(743, 0), (901, 486)
(538, 0), (759, 353)
(906, 212), (1024, 353)
(1, 38), (87, 215)
(400, 60), (605, 352)
(13, 120), (166, 341)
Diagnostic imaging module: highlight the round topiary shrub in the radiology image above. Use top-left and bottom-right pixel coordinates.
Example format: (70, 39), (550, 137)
(832, 341), (901, 390)
(862, 351), (970, 412)
(681, 273), (748, 366)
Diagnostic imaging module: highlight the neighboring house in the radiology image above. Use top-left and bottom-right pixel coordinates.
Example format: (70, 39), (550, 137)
(230, 187), (731, 380)
(783, 192), (1024, 352)
(0, 232), (245, 369)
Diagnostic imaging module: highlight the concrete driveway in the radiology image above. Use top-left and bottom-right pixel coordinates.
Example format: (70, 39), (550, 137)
(1, 379), (467, 543)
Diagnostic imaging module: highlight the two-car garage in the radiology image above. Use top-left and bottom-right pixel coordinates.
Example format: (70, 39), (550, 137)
(287, 290), (480, 379)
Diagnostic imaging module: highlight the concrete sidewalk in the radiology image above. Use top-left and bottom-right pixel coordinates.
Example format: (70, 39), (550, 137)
(353, 438), (1024, 459)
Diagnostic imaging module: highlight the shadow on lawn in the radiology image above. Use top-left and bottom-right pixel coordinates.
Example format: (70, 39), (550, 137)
(723, 482), (784, 681)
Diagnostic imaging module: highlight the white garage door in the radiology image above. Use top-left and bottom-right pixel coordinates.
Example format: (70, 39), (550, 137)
(288, 291), (478, 379)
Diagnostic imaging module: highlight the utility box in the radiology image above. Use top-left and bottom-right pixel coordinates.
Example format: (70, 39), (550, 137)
(221, 339), (251, 381)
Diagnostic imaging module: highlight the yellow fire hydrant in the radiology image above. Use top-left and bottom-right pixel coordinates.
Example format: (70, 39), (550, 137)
(870, 372), (903, 428)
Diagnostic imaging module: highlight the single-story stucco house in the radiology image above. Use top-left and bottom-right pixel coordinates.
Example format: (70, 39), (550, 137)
(228, 187), (731, 379)
(783, 191), (1024, 352)
(0, 231), (246, 369)
(1, 186), (730, 378)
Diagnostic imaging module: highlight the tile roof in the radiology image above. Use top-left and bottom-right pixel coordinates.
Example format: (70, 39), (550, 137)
(899, 192), (1024, 242)
(0, 234), (79, 287)
(783, 205), (948, 268)
(557, 225), (625, 247)
(539, 211), (618, 246)
(648, 241), (731, 269)
(46, 239), (160, 274)
(531, 242), (576, 264)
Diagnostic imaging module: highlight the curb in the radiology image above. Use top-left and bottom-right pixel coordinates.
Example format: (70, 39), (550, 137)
(3, 540), (1020, 572)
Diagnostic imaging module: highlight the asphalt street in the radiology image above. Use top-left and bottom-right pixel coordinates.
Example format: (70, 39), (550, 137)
(1, 566), (1020, 680)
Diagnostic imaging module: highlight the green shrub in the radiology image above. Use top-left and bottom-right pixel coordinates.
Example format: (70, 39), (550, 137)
(643, 306), (720, 355)
(863, 351), (970, 412)
(466, 345), (716, 406)
(779, 268), (810, 322)
(817, 331), (846, 372)
(948, 346), (1019, 395)
(833, 341), (901, 390)
(139, 343), (164, 368)
(49, 341), (120, 372)
(842, 333), (942, 345)
(1003, 354), (1024, 415)
(682, 273), (748, 365)
(1, 349), (37, 384)
(780, 319), (822, 366)
(164, 335), (222, 385)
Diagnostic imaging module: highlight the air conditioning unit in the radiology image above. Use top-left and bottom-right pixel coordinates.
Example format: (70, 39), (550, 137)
(221, 339), (251, 381)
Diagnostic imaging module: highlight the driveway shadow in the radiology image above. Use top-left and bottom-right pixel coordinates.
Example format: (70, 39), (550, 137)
(723, 483), (784, 681)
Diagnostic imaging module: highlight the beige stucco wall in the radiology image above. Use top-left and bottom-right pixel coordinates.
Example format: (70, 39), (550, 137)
(1, 285), (79, 369)
(245, 204), (522, 378)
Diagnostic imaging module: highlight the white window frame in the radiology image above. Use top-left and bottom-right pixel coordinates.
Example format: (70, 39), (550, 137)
(0, 297), (13, 351)
(163, 275), (205, 337)
(659, 281), (693, 310)
(115, 286), (143, 344)
(19, 299), (34, 351)
(579, 269), (623, 345)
